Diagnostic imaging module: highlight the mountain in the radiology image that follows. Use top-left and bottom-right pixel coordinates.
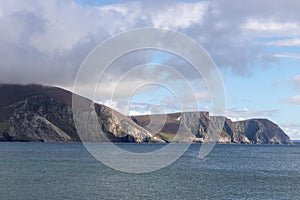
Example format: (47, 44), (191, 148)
(0, 84), (162, 143)
(132, 112), (292, 144)
(0, 84), (292, 144)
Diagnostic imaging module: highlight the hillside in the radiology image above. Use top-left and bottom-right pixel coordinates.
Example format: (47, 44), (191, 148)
(132, 113), (292, 144)
(0, 84), (162, 143)
(0, 84), (292, 144)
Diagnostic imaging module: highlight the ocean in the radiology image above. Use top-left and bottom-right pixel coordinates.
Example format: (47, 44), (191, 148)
(0, 143), (300, 200)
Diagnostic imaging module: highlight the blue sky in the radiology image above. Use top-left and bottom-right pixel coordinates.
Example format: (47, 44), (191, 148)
(0, 0), (299, 138)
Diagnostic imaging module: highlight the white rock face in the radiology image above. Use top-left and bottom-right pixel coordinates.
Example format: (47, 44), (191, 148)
(218, 134), (231, 143)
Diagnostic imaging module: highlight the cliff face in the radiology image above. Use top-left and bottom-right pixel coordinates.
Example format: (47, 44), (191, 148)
(0, 84), (162, 143)
(0, 84), (292, 144)
(132, 113), (292, 144)
(1, 95), (77, 142)
(93, 104), (163, 143)
(230, 119), (292, 144)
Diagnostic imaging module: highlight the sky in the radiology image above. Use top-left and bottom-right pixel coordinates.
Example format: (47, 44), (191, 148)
(0, 0), (299, 138)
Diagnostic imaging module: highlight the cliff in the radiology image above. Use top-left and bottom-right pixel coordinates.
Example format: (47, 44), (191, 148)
(131, 112), (292, 144)
(0, 84), (162, 143)
(0, 84), (292, 144)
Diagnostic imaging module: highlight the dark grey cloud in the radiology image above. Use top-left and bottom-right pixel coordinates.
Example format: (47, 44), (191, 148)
(0, 0), (142, 86)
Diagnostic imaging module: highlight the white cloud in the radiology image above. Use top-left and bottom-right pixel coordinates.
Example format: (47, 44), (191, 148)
(273, 53), (300, 60)
(243, 20), (299, 31)
(242, 20), (300, 36)
(226, 107), (279, 121)
(285, 128), (300, 140)
(281, 123), (300, 140)
(150, 1), (209, 29)
(227, 117), (246, 122)
(195, 92), (210, 102)
(282, 95), (300, 105)
(264, 38), (300, 47)
(104, 99), (119, 111)
(128, 110), (151, 116)
(98, 3), (131, 15)
(293, 74), (300, 89)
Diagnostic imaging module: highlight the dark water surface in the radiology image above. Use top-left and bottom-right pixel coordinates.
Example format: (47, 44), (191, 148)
(1, 143), (300, 200)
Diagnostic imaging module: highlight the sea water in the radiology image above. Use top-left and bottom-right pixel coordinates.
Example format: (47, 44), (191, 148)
(0, 143), (300, 200)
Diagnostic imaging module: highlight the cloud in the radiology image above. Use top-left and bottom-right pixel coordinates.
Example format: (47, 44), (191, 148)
(1, 0), (300, 87)
(150, 1), (209, 29)
(280, 75), (300, 106)
(292, 74), (300, 89)
(264, 38), (300, 47)
(226, 107), (279, 121)
(282, 95), (300, 105)
(127, 102), (164, 116)
(128, 110), (151, 116)
(128, 102), (151, 110)
(0, 0), (143, 86)
(103, 99), (119, 111)
(273, 53), (300, 60)
(242, 20), (300, 35)
(158, 91), (210, 112)
(124, 106), (280, 121)
(281, 123), (300, 140)
(284, 128), (300, 140)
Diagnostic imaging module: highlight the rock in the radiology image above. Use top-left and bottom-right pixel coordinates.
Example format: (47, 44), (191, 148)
(0, 84), (292, 144)
(0, 84), (164, 143)
(132, 113), (292, 144)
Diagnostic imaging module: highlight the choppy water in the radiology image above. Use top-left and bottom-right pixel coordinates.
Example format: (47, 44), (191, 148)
(1, 143), (300, 200)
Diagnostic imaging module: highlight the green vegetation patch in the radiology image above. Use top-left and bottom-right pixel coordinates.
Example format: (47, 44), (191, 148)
(155, 133), (187, 142)
(0, 120), (9, 132)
